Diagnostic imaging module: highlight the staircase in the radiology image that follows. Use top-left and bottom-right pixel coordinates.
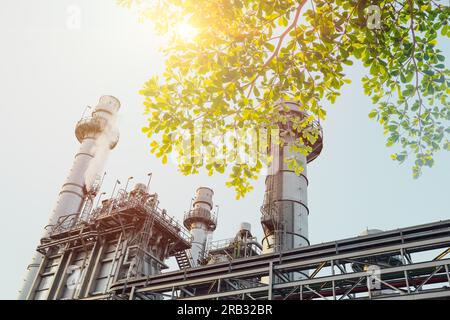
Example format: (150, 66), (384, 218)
(174, 250), (192, 270)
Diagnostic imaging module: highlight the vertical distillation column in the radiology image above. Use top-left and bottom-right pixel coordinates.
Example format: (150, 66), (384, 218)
(261, 101), (323, 280)
(183, 187), (217, 266)
(18, 95), (120, 299)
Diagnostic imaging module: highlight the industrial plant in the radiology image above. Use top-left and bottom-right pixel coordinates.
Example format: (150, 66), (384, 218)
(18, 96), (450, 300)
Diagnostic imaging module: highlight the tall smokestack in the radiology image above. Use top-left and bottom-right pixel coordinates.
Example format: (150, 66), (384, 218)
(183, 187), (217, 266)
(260, 101), (323, 280)
(18, 95), (120, 299)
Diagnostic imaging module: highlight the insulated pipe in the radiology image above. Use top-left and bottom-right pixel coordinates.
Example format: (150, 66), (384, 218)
(18, 96), (121, 300)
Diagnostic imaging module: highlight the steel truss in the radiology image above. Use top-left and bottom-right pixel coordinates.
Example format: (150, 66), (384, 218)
(26, 191), (191, 300)
(102, 219), (450, 300)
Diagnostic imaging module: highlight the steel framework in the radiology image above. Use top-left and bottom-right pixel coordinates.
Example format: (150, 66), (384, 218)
(100, 219), (450, 300)
(23, 188), (191, 300)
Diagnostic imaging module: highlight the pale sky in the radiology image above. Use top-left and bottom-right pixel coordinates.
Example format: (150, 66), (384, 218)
(0, 0), (449, 299)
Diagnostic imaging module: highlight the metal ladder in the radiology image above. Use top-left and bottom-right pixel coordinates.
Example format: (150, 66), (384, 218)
(79, 174), (102, 222)
(79, 197), (94, 222)
(174, 250), (193, 270)
(202, 231), (214, 262)
(267, 169), (283, 252)
(132, 212), (156, 277)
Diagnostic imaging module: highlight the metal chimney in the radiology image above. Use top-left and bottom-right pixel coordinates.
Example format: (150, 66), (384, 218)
(183, 187), (217, 266)
(18, 95), (120, 299)
(260, 101), (323, 279)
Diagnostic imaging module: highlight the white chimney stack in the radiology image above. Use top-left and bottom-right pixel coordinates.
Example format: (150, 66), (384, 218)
(18, 96), (121, 299)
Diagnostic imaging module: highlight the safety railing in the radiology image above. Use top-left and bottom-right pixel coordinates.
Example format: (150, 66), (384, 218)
(89, 195), (192, 243)
(208, 236), (261, 254)
(183, 207), (218, 229)
(45, 193), (192, 244)
(46, 213), (79, 237)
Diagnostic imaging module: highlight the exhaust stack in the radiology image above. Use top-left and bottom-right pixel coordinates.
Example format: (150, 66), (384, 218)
(260, 101), (323, 280)
(183, 187), (217, 266)
(18, 96), (120, 299)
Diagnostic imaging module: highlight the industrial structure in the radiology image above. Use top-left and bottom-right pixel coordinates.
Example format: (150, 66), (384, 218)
(18, 97), (450, 300)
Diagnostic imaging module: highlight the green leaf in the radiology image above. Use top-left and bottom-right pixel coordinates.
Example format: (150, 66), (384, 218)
(368, 109), (378, 119)
(264, 42), (275, 51)
(279, 16), (288, 27)
(126, 0), (450, 198)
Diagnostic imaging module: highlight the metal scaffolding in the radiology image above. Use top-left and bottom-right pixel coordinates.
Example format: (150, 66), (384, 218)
(102, 219), (450, 300)
(24, 186), (191, 300)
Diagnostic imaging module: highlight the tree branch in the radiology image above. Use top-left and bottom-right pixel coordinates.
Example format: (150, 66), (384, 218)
(245, 0), (307, 97)
(408, 0), (424, 153)
(262, 1), (305, 69)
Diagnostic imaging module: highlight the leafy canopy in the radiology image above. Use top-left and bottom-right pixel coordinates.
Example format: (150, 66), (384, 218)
(119, 0), (450, 198)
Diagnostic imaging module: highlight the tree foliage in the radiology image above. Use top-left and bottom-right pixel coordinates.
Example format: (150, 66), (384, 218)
(119, 0), (450, 198)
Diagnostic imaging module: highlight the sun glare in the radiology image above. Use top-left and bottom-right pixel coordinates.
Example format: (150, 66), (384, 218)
(175, 21), (198, 42)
